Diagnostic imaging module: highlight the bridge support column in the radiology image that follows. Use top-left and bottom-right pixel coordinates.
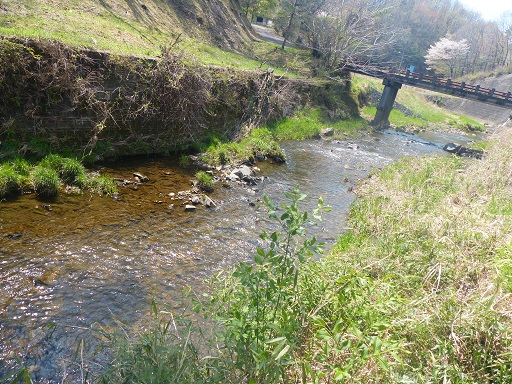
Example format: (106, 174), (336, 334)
(372, 79), (402, 126)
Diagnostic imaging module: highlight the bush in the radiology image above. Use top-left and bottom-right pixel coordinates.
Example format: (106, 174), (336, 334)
(0, 165), (21, 198)
(32, 166), (60, 197)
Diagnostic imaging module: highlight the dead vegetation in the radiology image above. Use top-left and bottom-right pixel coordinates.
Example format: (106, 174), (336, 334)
(0, 38), (343, 157)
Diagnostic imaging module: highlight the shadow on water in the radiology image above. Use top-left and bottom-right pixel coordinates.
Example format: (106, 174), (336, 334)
(0, 128), (481, 382)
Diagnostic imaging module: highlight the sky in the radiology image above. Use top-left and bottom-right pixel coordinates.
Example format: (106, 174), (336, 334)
(458, 0), (512, 21)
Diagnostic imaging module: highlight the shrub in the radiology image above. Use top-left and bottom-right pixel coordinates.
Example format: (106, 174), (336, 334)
(200, 187), (330, 382)
(32, 166), (60, 197)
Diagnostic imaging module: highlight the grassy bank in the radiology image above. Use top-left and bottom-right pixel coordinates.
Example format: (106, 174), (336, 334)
(91, 128), (512, 383)
(0, 0), (312, 77)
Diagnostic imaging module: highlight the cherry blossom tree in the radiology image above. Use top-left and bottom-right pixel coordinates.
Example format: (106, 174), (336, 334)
(425, 37), (469, 77)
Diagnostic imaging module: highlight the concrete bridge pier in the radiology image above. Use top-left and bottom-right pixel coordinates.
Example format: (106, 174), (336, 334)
(372, 78), (402, 126)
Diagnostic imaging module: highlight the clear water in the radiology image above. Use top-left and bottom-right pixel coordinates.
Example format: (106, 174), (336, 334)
(0, 129), (479, 382)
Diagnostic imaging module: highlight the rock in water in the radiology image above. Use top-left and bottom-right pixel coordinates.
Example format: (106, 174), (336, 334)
(184, 205), (196, 212)
(190, 195), (202, 205)
(133, 172), (149, 182)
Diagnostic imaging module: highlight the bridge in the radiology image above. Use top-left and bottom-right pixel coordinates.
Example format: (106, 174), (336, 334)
(342, 63), (512, 126)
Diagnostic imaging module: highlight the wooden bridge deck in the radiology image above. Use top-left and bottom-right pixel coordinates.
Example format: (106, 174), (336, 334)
(343, 63), (512, 109)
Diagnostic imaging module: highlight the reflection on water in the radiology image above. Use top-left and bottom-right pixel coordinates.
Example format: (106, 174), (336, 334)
(0, 129), (479, 382)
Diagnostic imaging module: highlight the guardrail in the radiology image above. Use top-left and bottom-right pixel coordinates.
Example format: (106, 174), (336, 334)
(342, 63), (512, 107)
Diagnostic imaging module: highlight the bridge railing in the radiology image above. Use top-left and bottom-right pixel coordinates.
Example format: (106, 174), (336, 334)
(341, 62), (512, 104)
(391, 69), (512, 102)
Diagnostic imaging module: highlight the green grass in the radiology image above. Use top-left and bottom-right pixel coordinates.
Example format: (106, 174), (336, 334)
(0, 0), (307, 77)
(0, 154), (116, 199)
(267, 108), (369, 141)
(322, 133), (512, 381)
(199, 128), (286, 166)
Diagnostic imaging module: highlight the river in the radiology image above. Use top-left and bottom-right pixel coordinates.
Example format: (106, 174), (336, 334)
(0, 129), (479, 382)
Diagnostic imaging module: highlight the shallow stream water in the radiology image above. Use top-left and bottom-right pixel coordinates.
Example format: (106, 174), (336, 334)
(0, 129), (479, 382)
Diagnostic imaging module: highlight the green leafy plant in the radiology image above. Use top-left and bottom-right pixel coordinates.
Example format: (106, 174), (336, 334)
(202, 186), (329, 382)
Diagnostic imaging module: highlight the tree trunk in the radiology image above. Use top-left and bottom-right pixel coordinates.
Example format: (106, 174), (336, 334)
(281, 1), (298, 50)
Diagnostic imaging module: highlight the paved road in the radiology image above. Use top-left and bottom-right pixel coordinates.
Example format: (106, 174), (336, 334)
(251, 24), (294, 47)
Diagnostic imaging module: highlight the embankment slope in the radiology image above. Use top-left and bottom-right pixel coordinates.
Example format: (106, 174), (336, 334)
(437, 74), (512, 125)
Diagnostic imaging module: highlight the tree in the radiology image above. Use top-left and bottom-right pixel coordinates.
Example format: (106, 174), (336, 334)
(425, 37), (469, 77)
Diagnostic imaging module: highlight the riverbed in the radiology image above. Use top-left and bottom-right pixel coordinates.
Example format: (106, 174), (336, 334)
(0, 129), (479, 382)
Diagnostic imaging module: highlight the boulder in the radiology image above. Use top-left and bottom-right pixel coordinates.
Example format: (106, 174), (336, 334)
(443, 143), (483, 159)
(233, 165), (253, 179)
(226, 173), (240, 182)
(184, 205), (196, 212)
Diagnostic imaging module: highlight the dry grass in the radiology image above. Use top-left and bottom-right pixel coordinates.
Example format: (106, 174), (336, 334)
(321, 127), (512, 381)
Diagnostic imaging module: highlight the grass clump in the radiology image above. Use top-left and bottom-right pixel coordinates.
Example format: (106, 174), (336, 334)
(60, 158), (86, 186)
(199, 128), (286, 166)
(85, 174), (118, 196)
(99, 302), (203, 383)
(31, 166), (60, 198)
(195, 171), (214, 192)
(0, 164), (21, 198)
